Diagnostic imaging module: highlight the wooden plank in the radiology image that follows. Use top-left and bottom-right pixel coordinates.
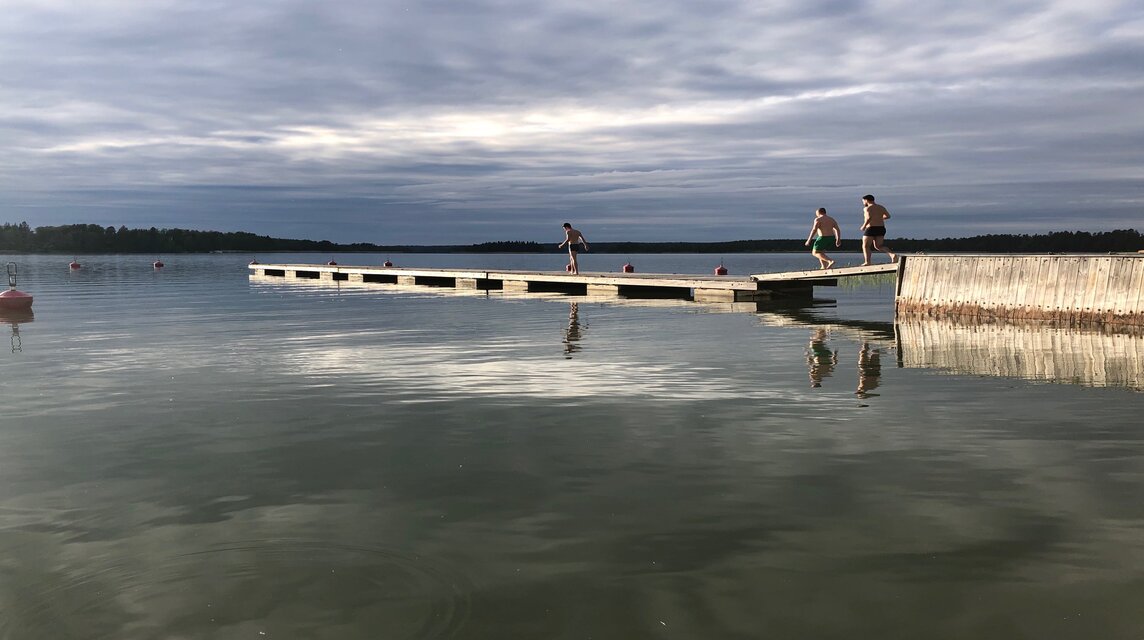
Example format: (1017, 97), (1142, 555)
(1041, 257), (1060, 314)
(492, 271), (757, 291)
(1092, 257), (1113, 315)
(1015, 257), (1031, 311)
(1062, 257), (1083, 315)
(1105, 258), (1128, 315)
(586, 284), (621, 296)
(693, 288), (736, 303)
(751, 262), (897, 281)
(1127, 258), (1144, 318)
(1080, 257), (1099, 313)
(962, 256), (981, 307)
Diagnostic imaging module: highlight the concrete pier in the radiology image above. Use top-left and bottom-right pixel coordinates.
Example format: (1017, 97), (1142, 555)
(895, 254), (1144, 327)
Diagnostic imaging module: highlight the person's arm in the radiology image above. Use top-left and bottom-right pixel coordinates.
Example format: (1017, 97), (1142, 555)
(580, 234), (589, 250)
(805, 221), (818, 245)
(860, 210), (870, 231)
(832, 222), (842, 246)
(558, 231), (568, 248)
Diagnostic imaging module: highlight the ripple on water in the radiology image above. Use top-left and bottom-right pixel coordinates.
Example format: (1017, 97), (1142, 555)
(1, 540), (473, 640)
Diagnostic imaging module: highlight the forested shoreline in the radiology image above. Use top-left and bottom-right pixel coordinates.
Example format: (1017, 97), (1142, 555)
(1, 222), (1140, 254)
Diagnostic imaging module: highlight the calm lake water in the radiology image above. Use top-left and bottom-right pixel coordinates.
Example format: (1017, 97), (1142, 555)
(2, 252), (1143, 639)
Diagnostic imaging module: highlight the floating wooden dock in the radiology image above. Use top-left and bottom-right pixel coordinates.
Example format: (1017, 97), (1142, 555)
(248, 262), (896, 303)
(250, 254), (1144, 327)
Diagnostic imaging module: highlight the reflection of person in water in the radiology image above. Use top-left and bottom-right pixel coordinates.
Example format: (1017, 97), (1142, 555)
(806, 328), (837, 388)
(563, 302), (584, 358)
(856, 342), (882, 399)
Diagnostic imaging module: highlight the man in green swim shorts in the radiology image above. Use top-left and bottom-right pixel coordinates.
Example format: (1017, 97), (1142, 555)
(804, 207), (841, 269)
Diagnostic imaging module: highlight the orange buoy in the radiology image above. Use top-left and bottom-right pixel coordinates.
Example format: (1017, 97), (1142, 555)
(0, 289), (32, 310)
(2, 263), (32, 310)
(622, 262), (634, 273)
(714, 263), (728, 275)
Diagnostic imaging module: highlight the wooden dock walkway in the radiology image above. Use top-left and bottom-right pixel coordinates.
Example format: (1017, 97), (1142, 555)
(248, 261), (897, 303)
(249, 254), (1144, 326)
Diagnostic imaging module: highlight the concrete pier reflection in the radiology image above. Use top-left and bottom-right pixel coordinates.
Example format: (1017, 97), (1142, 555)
(895, 317), (1144, 391)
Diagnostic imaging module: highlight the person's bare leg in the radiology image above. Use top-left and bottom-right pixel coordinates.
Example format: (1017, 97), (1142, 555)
(812, 250), (827, 268)
(862, 237), (873, 265)
(873, 238), (897, 262)
(570, 251), (579, 274)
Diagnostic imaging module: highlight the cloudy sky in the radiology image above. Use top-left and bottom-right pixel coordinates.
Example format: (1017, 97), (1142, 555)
(2, 0), (1142, 244)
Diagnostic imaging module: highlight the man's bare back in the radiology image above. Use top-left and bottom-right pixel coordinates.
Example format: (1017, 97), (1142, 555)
(862, 203), (890, 227)
(812, 214), (840, 236)
(859, 194), (896, 265)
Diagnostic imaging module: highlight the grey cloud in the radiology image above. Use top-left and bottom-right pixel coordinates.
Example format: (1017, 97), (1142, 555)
(1, 0), (1141, 243)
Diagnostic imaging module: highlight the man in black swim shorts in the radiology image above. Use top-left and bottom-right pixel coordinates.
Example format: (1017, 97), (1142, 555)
(859, 195), (897, 265)
(558, 223), (589, 274)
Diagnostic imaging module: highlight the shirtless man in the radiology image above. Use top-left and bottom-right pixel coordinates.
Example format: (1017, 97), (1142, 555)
(804, 207), (841, 269)
(859, 194), (897, 265)
(558, 223), (589, 274)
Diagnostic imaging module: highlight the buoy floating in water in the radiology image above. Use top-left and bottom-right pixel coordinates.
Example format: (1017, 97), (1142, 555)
(622, 262), (635, 273)
(249, 259), (259, 265)
(383, 260), (393, 267)
(1, 262), (33, 310)
(69, 258), (81, 270)
(0, 289), (33, 310)
(714, 263), (728, 276)
(327, 260), (338, 266)
(153, 259), (164, 268)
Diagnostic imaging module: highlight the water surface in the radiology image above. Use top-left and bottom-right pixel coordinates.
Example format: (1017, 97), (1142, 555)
(2, 253), (1143, 639)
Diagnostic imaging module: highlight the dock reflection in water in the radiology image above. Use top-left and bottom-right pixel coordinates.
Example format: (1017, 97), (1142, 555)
(897, 317), (1144, 392)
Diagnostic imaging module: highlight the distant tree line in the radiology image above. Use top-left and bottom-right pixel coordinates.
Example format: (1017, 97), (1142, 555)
(1, 222), (1140, 254)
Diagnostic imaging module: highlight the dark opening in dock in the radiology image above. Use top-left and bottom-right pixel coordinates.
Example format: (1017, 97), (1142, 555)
(528, 281), (588, 295)
(620, 285), (692, 300)
(363, 274), (398, 284)
(415, 276), (457, 287)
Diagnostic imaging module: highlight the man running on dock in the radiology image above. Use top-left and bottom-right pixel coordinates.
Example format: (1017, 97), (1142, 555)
(558, 223), (589, 274)
(805, 207), (841, 269)
(859, 194), (897, 265)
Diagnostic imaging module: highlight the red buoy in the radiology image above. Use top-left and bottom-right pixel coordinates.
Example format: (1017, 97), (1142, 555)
(383, 260), (393, 267)
(69, 258), (81, 270)
(622, 263), (635, 273)
(327, 260), (338, 266)
(153, 260), (164, 268)
(565, 263), (573, 272)
(0, 289), (33, 310)
(714, 264), (728, 275)
(249, 260), (259, 265)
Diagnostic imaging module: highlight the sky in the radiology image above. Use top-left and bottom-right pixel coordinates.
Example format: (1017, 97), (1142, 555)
(2, 0), (1142, 244)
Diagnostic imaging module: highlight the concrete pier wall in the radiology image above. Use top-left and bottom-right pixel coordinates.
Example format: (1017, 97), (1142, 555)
(896, 254), (1144, 327)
